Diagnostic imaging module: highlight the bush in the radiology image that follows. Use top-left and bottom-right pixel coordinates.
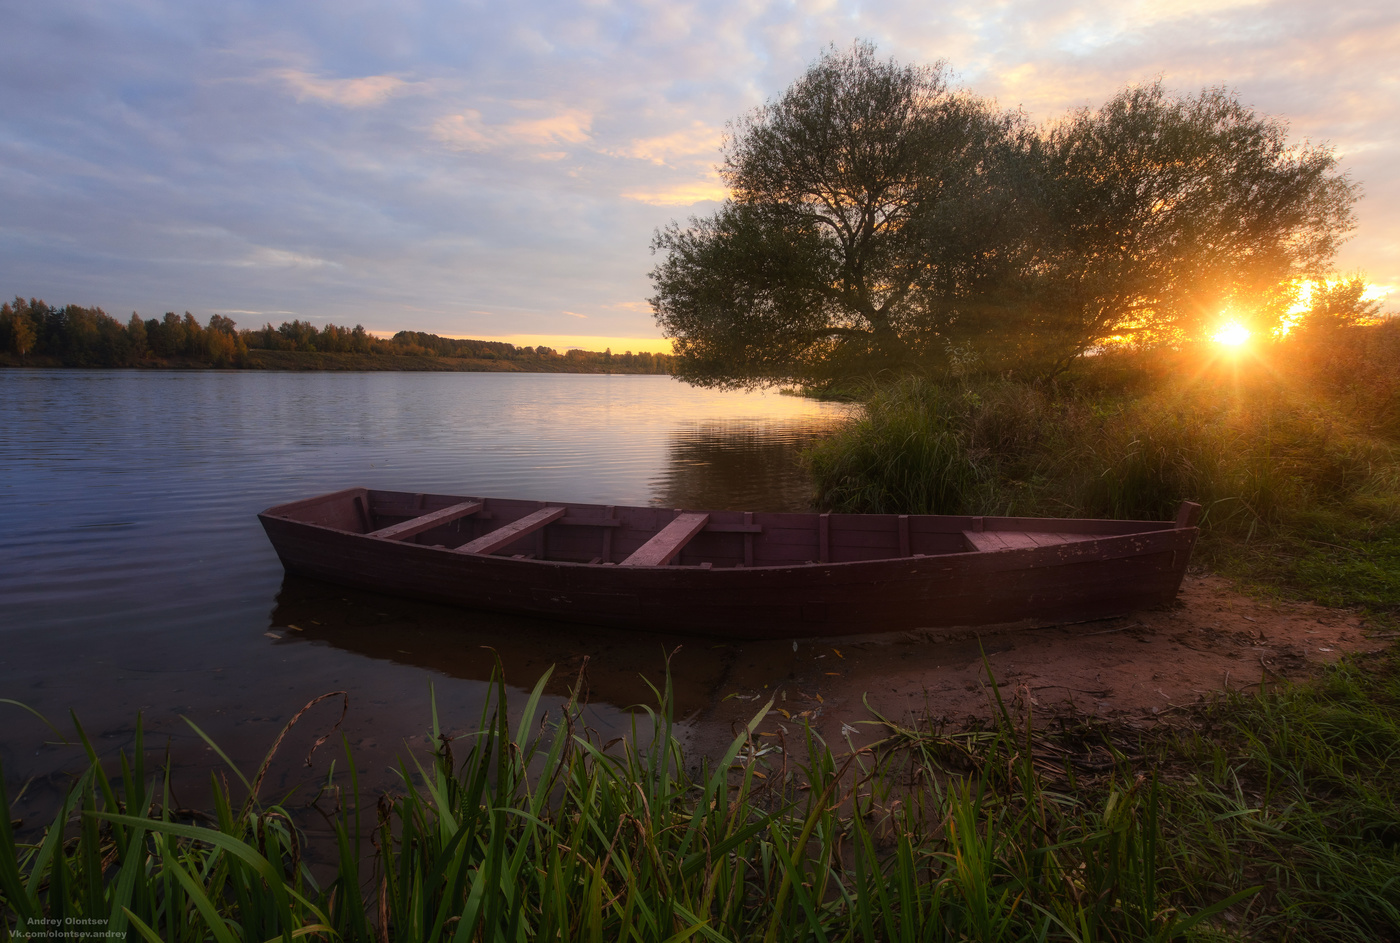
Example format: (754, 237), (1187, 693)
(807, 328), (1400, 558)
(807, 377), (992, 514)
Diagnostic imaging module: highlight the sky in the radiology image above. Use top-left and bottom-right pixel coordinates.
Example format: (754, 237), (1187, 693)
(2, 1), (1396, 353)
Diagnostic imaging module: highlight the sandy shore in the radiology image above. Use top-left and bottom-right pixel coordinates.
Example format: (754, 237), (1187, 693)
(680, 573), (1378, 757)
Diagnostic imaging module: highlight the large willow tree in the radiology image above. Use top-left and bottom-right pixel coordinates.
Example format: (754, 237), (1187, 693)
(650, 43), (1358, 387)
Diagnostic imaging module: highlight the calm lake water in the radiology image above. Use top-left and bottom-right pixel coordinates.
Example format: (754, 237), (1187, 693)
(0, 369), (850, 810)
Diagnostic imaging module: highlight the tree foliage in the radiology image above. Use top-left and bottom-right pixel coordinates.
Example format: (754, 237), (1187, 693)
(0, 297), (675, 373)
(1290, 275), (1382, 337)
(0, 299), (241, 367)
(652, 43), (1021, 387)
(1019, 83), (1358, 367)
(651, 43), (1360, 387)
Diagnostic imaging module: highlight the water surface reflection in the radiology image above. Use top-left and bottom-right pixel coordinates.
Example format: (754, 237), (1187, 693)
(268, 575), (724, 727)
(651, 422), (836, 512)
(0, 371), (848, 809)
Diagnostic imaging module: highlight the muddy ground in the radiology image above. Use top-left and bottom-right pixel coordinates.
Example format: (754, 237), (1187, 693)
(198, 570), (1388, 778)
(680, 572), (1380, 756)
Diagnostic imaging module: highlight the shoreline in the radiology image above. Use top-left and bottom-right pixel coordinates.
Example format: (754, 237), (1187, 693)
(0, 350), (674, 374)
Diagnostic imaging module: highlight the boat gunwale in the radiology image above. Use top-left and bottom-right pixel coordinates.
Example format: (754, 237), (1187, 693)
(260, 488), (1182, 534)
(258, 489), (1193, 573)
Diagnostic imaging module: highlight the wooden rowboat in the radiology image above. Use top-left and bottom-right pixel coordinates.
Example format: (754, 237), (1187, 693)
(259, 489), (1201, 639)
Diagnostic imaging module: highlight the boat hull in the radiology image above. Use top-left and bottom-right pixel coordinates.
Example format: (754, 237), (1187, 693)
(259, 489), (1199, 639)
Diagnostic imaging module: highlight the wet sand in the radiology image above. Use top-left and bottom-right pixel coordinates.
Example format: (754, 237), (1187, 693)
(681, 573), (1376, 758)
(262, 570), (1377, 768)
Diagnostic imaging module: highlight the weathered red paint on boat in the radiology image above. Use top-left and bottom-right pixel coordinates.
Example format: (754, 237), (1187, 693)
(258, 488), (1200, 639)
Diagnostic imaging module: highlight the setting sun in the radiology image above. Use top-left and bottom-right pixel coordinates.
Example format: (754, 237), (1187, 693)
(1211, 322), (1251, 346)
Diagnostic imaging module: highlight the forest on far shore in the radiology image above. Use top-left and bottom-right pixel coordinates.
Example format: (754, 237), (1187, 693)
(0, 297), (675, 374)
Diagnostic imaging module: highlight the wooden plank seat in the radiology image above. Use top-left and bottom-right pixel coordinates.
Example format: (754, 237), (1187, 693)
(620, 512), (710, 567)
(370, 501), (483, 541)
(455, 507), (567, 555)
(963, 530), (1099, 553)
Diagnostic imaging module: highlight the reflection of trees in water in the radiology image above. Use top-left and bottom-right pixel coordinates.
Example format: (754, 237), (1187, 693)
(652, 421), (835, 512)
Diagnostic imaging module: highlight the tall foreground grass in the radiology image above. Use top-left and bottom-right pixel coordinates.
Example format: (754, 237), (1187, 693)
(807, 324), (1400, 610)
(1167, 652), (1400, 940)
(4, 665), (1273, 943)
(8, 652), (1400, 941)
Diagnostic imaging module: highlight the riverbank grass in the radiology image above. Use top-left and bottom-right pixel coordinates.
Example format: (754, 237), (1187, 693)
(8, 646), (1400, 941)
(0, 671), (1221, 941)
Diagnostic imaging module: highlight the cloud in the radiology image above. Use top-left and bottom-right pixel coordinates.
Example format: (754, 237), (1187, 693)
(273, 70), (422, 108)
(621, 179), (729, 206)
(615, 122), (726, 167)
(607, 300), (655, 314)
(432, 105), (594, 156)
(470, 333), (676, 354)
(235, 247), (341, 270)
(219, 309), (300, 317)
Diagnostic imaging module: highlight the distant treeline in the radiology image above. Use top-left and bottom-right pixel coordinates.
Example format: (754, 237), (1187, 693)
(0, 297), (674, 373)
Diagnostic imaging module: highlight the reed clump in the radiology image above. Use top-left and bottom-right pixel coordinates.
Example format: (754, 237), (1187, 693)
(805, 379), (993, 514)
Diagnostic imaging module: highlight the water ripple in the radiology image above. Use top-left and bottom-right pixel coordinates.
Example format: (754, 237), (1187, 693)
(0, 369), (846, 786)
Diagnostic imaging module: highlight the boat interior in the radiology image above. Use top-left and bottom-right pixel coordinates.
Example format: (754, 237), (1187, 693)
(263, 488), (1184, 569)
(260, 484), (1181, 565)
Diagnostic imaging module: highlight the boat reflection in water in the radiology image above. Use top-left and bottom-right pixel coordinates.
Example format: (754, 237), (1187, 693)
(263, 574), (774, 780)
(262, 561), (1086, 783)
(261, 567), (982, 777)
(267, 574), (728, 718)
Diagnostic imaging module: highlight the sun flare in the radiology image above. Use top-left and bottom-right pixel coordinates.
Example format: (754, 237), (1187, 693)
(1211, 322), (1251, 347)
